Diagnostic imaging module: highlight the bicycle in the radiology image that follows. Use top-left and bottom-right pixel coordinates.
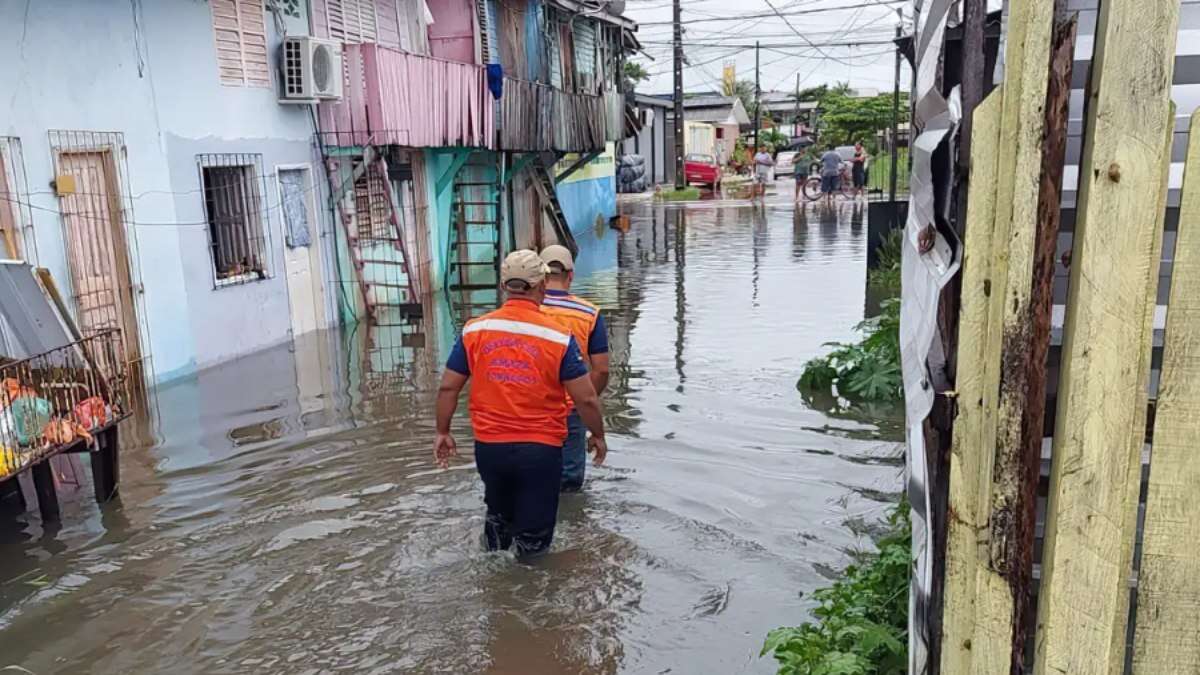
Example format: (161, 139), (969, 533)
(800, 161), (857, 202)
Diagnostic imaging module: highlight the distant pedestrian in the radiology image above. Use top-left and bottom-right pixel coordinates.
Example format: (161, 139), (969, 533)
(852, 141), (870, 199)
(753, 147), (774, 199)
(820, 144), (842, 205)
(794, 146), (817, 203)
(433, 250), (608, 558)
(539, 244), (610, 492)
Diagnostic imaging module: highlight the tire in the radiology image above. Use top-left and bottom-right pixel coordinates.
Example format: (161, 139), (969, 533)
(802, 176), (823, 201)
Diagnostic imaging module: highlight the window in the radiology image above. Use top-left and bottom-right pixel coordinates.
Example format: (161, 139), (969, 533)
(210, 0), (270, 87)
(354, 159), (392, 240)
(198, 154), (270, 286)
(327, 0), (379, 43)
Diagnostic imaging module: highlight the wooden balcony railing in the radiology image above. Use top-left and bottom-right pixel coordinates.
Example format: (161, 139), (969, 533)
(499, 78), (624, 153)
(319, 45), (495, 149)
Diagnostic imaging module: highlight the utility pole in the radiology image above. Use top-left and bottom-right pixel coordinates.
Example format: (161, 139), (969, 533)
(673, 0), (685, 189)
(793, 72), (800, 138)
(888, 9), (901, 208)
(753, 40), (761, 152)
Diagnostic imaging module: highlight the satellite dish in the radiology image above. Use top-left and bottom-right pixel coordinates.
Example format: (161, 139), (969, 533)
(605, 0), (626, 15)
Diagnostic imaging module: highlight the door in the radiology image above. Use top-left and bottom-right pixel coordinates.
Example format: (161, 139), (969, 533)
(278, 166), (327, 336)
(58, 151), (142, 365)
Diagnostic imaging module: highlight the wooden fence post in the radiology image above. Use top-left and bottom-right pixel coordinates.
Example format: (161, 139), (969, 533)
(1034, 0), (1179, 671)
(1132, 111), (1200, 673)
(940, 0), (1074, 671)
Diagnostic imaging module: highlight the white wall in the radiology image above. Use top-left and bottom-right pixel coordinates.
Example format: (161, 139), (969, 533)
(0, 0), (334, 382)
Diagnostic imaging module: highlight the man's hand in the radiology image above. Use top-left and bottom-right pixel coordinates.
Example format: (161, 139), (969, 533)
(434, 433), (458, 469)
(588, 434), (608, 466)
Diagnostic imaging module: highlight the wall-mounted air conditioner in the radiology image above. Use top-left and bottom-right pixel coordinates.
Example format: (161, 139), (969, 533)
(280, 36), (343, 104)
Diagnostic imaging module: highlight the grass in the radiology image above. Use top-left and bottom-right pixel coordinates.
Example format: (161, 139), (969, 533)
(657, 186), (702, 201)
(762, 501), (910, 675)
(866, 148), (911, 197)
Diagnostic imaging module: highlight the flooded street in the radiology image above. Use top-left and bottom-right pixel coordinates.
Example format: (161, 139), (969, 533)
(0, 191), (902, 674)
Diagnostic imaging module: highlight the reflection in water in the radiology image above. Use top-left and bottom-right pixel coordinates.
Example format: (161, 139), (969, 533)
(0, 193), (898, 674)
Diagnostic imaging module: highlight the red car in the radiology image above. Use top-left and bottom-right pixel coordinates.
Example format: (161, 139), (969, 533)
(684, 153), (722, 189)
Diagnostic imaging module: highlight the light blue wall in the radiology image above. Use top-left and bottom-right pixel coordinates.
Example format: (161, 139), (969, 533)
(0, 0), (335, 383)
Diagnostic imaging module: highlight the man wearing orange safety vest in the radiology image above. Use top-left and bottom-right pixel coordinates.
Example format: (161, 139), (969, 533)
(434, 250), (608, 557)
(539, 245), (610, 492)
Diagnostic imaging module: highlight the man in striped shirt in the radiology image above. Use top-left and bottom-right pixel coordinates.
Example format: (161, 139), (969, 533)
(540, 245), (611, 492)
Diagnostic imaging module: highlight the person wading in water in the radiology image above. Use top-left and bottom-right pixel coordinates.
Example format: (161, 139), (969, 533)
(539, 244), (610, 492)
(433, 250), (608, 557)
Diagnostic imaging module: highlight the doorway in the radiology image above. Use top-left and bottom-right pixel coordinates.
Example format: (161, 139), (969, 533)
(277, 165), (328, 337)
(56, 149), (143, 368)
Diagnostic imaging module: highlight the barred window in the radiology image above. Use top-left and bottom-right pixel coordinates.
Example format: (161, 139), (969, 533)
(198, 154), (271, 287)
(354, 161), (391, 240)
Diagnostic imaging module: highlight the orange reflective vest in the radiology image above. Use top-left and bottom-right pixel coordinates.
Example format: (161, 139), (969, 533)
(462, 299), (575, 446)
(542, 291), (599, 409)
(541, 291), (599, 357)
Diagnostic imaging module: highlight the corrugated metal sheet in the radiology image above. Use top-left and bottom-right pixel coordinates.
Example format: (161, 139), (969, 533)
(547, 26), (562, 88)
(574, 20), (596, 76)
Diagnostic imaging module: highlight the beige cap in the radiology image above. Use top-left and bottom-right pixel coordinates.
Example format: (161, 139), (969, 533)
(500, 249), (550, 286)
(540, 244), (575, 271)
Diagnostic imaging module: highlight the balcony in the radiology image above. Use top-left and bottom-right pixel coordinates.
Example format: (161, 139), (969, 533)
(318, 44), (495, 149)
(498, 78), (625, 153)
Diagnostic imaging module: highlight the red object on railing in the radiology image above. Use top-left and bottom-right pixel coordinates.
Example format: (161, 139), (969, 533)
(319, 44), (495, 149)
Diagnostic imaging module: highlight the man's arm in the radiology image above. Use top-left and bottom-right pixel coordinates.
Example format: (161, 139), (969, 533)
(564, 375), (607, 465)
(587, 313), (611, 395)
(588, 353), (610, 396)
(434, 369), (468, 468)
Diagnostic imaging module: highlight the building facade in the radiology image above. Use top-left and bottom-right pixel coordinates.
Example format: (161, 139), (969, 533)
(0, 0), (637, 384)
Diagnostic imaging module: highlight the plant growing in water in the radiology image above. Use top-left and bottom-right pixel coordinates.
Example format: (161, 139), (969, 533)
(762, 501), (910, 675)
(867, 228), (902, 290)
(797, 299), (901, 402)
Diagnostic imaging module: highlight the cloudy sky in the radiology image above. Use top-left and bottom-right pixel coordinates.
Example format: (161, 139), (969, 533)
(619, 0), (913, 97)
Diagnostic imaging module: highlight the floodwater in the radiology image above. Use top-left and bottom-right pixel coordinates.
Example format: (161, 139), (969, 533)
(0, 188), (902, 674)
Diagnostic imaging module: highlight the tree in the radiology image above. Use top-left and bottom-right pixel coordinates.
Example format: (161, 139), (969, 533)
(723, 78), (758, 119)
(794, 81), (908, 150)
(623, 61), (649, 92)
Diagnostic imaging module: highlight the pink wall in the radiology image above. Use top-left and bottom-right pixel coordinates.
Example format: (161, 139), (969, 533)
(319, 45), (495, 148)
(426, 0), (476, 63)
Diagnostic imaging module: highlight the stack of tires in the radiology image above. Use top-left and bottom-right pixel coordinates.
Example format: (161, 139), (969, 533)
(617, 155), (648, 193)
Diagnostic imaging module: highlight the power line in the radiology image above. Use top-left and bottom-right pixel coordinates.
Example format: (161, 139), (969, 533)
(636, 0), (904, 26)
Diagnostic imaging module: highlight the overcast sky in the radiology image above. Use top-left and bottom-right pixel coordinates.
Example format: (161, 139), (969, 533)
(620, 0), (913, 97)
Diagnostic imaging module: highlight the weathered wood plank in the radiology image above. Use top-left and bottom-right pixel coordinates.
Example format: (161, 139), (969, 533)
(988, 13), (1075, 673)
(941, 86), (1004, 675)
(1131, 110), (1200, 674)
(1033, 0), (1180, 669)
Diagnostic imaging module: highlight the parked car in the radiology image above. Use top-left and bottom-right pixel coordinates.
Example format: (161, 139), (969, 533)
(684, 153), (722, 189)
(775, 151), (798, 176)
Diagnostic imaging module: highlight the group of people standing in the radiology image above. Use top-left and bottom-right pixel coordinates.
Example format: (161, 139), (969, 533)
(789, 140), (871, 203)
(434, 245), (610, 558)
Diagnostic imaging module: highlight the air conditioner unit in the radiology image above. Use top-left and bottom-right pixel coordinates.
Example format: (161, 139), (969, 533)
(279, 36), (343, 104)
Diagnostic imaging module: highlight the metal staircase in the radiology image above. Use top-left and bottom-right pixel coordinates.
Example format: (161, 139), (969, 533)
(446, 152), (502, 326)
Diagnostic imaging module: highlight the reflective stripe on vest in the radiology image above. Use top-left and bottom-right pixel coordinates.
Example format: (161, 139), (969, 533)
(541, 294), (599, 357)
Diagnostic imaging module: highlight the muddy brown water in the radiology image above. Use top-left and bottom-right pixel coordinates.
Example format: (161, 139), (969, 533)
(0, 194), (902, 674)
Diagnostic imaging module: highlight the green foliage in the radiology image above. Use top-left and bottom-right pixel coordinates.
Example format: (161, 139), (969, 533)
(657, 186), (701, 201)
(758, 127), (789, 154)
(795, 82), (910, 150)
(867, 228), (902, 291)
(798, 299), (901, 402)
(762, 502), (911, 675)
(623, 61), (650, 91)
(725, 78), (759, 118)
